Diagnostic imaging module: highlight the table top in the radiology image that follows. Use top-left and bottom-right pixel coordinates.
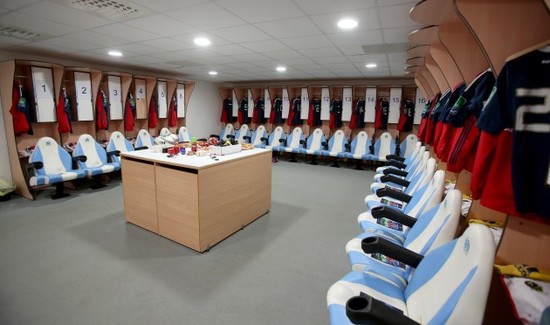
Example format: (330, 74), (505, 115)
(120, 148), (271, 170)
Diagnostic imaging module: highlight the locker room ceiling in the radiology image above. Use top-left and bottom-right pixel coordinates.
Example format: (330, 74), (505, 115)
(0, 0), (421, 81)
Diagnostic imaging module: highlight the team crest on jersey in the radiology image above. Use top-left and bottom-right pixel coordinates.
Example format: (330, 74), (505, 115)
(450, 96), (467, 116)
(463, 238), (471, 254)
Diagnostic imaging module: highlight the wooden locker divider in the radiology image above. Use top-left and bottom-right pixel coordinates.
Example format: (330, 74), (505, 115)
(424, 53), (450, 92)
(146, 77), (158, 136)
(419, 66), (439, 97)
(456, 0), (550, 75)
(410, 0), (452, 25)
(61, 67), (102, 146)
(0, 60), (64, 200)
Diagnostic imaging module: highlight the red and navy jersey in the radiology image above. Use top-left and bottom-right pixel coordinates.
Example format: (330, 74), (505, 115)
(97, 89), (110, 130)
(220, 98), (232, 123)
(167, 95), (177, 127)
(446, 69), (495, 173)
(350, 98), (366, 129)
(252, 97), (265, 124)
(147, 94), (158, 129)
(270, 97), (283, 124)
(124, 92), (136, 132)
(477, 46), (550, 218)
(397, 99), (415, 132)
(374, 98), (389, 130)
(425, 90), (450, 146)
(307, 97), (322, 127)
(287, 97), (302, 126)
(418, 94), (439, 142)
(435, 83), (466, 160)
(238, 98), (250, 124)
(329, 99), (343, 129)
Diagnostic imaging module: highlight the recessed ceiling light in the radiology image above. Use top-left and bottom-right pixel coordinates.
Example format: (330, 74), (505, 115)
(209, 71), (218, 75)
(365, 63), (377, 68)
(276, 66), (286, 72)
(108, 50), (123, 57)
(194, 37), (211, 46)
(337, 18), (358, 30)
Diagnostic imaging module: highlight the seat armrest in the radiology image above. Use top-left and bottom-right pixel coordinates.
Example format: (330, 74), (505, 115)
(279, 138), (287, 145)
(386, 154), (406, 162)
(369, 144), (374, 155)
(107, 150), (121, 157)
(209, 134), (220, 139)
(134, 146), (148, 151)
(299, 139), (305, 144)
(346, 294), (420, 325)
(321, 141), (328, 150)
(27, 161), (44, 170)
(243, 135), (251, 142)
(260, 137), (268, 144)
(72, 155), (87, 169)
(382, 168), (408, 177)
(375, 187), (412, 203)
(387, 159), (406, 169)
(371, 206), (416, 228)
(226, 134), (235, 140)
(379, 175), (410, 188)
(361, 236), (423, 268)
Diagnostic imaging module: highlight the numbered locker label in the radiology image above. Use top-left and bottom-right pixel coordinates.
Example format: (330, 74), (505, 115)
(31, 66), (56, 122)
(74, 71), (93, 121)
(248, 89), (254, 118)
(364, 88), (377, 122)
(320, 87), (330, 120)
(342, 87), (353, 121)
(282, 88), (290, 119)
(414, 88), (425, 125)
(107, 75), (123, 120)
(157, 81), (168, 118)
(134, 79), (147, 119)
(388, 87), (402, 123)
(176, 83), (185, 118)
(264, 88), (271, 113)
(300, 87), (309, 119)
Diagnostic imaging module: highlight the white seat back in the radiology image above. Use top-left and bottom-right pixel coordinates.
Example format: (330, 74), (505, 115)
(287, 127), (304, 149)
(402, 134), (419, 157)
(329, 130), (346, 153)
(251, 125), (267, 145)
(75, 134), (104, 167)
(178, 126), (191, 142)
(375, 132), (394, 160)
(307, 128), (325, 150)
(108, 131), (133, 153)
(352, 131), (369, 156)
(137, 129), (154, 148)
(159, 127), (171, 137)
(268, 126), (284, 146)
(221, 124), (234, 141)
(31, 137), (69, 175)
(236, 124), (250, 143)
(404, 169), (445, 218)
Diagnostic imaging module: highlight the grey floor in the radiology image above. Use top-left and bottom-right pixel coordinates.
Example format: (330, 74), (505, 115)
(0, 159), (375, 325)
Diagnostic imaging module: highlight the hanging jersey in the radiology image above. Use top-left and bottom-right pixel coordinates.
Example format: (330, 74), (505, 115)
(220, 98), (232, 123)
(329, 99), (343, 129)
(270, 97), (283, 124)
(124, 92), (135, 132)
(425, 90), (451, 146)
(477, 47), (550, 218)
(374, 98), (389, 130)
(350, 99), (366, 129)
(238, 97), (250, 124)
(287, 97), (301, 126)
(10, 83), (31, 136)
(397, 99), (415, 132)
(253, 97), (265, 124)
(96, 89), (110, 131)
(435, 83), (466, 160)
(168, 96), (177, 127)
(307, 97), (322, 127)
(57, 90), (72, 134)
(148, 95), (158, 129)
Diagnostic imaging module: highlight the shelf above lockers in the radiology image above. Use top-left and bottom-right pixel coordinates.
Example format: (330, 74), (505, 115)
(406, 57), (425, 67)
(408, 25), (439, 45)
(456, 0), (550, 75)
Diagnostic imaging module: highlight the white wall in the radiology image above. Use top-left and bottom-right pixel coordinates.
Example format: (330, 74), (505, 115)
(186, 80), (221, 139)
(0, 99), (12, 182)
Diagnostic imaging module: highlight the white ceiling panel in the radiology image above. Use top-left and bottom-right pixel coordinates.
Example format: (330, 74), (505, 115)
(64, 31), (127, 47)
(255, 17), (321, 38)
(298, 47), (342, 58)
(327, 30), (384, 47)
(310, 8), (381, 34)
(125, 14), (198, 37)
(0, 12), (74, 36)
(209, 44), (253, 56)
(93, 23), (158, 42)
(217, 0), (303, 24)
(166, 3), (246, 30)
(379, 3), (420, 28)
(294, 0), (377, 15)
(130, 0), (210, 12)
(240, 40), (290, 52)
(2, 0), (418, 82)
(210, 25), (272, 43)
(279, 34), (333, 50)
(20, 1), (111, 29)
(0, 0), (40, 10)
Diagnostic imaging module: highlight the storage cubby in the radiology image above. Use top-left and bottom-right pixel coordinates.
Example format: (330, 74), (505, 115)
(97, 72), (132, 143)
(174, 81), (194, 132)
(0, 60), (64, 199)
(130, 75), (156, 138)
(61, 67), (102, 146)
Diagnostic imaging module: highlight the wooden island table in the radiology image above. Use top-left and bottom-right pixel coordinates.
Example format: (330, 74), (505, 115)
(120, 148), (272, 252)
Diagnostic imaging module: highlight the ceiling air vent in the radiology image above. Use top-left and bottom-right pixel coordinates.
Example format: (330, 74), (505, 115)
(0, 25), (41, 40)
(362, 43), (409, 54)
(54, 0), (149, 21)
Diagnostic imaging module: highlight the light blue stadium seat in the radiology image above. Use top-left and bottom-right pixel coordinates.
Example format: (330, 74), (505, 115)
(343, 131), (372, 160)
(107, 131), (134, 163)
(250, 125), (268, 147)
(282, 127), (306, 161)
(346, 190), (461, 289)
(233, 124), (251, 143)
(262, 126), (286, 151)
(74, 134), (120, 188)
(135, 129), (155, 149)
(369, 132), (396, 162)
(27, 136), (87, 199)
(178, 126), (191, 143)
(327, 224), (495, 325)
